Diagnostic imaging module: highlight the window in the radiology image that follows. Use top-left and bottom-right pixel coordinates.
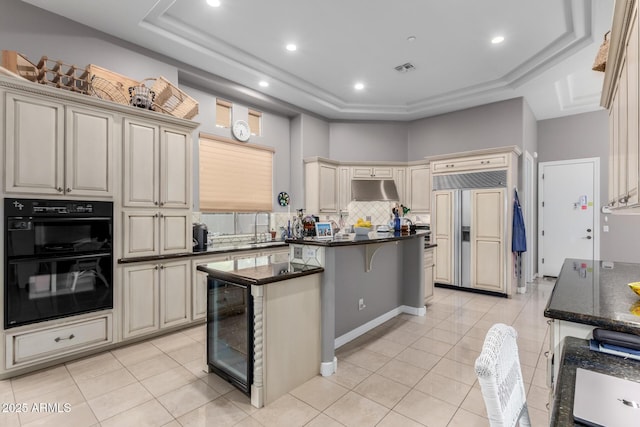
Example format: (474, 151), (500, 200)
(216, 99), (232, 128)
(248, 109), (262, 136)
(199, 133), (274, 212)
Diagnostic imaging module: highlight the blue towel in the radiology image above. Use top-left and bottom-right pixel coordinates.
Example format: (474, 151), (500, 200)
(512, 190), (527, 253)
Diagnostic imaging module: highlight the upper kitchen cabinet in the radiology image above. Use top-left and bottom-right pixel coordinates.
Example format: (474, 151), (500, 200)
(305, 158), (339, 213)
(351, 166), (393, 179)
(338, 166), (351, 213)
(4, 92), (114, 197)
(407, 163), (430, 213)
(602, 0), (640, 210)
(123, 118), (192, 209)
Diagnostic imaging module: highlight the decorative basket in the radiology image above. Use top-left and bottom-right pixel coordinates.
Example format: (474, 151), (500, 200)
(146, 76), (199, 119)
(86, 64), (139, 105)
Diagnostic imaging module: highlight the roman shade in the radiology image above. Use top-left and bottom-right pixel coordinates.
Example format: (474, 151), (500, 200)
(199, 132), (274, 212)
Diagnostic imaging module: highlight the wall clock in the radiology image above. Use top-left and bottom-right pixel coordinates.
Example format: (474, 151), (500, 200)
(232, 119), (251, 142)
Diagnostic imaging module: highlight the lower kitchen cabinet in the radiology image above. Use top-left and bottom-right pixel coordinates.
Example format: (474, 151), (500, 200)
(424, 248), (435, 304)
(192, 255), (230, 321)
(122, 259), (191, 339)
(4, 314), (112, 370)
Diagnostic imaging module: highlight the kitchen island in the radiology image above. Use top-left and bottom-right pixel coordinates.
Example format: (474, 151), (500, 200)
(286, 231), (432, 376)
(197, 252), (323, 408)
(544, 259), (640, 416)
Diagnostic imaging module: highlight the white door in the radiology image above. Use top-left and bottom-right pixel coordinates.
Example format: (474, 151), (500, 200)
(524, 151), (535, 283)
(538, 158), (599, 276)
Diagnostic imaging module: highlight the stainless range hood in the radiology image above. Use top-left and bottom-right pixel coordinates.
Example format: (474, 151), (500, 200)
(351, 179), (399, 201)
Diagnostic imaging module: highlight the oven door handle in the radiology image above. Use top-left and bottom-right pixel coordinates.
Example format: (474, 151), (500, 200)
(24, 217), (112, 222)
(7, 252), (112, 264)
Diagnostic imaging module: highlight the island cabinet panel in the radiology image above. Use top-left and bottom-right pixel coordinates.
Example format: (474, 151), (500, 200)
(433, 190), (454, 284)
(4, 92), (114, 197)
(424, 247), (435, 303)
(260, 274), (321, 405)
(122, 259), (191, 339)
(192, 255), (230, 320)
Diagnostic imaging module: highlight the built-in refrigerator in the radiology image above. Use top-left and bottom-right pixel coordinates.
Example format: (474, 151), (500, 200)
(433, 170), (508, 288)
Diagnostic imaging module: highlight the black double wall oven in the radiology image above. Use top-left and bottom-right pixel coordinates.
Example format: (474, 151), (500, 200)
(4, 198), (113, 329)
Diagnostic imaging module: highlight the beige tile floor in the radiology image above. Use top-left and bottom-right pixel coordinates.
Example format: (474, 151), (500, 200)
(0, 279), (555, 426)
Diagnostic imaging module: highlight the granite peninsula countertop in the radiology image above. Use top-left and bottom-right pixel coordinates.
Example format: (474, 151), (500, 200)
(550, 336), (640, 426)
(285, 230), (430, 247)
(544, 259), (640, 334)
(196, 251), (323, 286)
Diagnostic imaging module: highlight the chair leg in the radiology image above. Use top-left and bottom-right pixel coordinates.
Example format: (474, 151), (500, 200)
(518, 403), (532, 427)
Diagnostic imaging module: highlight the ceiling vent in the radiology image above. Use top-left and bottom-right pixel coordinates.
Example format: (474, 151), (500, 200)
(394, 62), (416, 73)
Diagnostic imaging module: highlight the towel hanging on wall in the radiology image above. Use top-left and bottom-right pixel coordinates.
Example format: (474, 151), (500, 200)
(512, 189), (527, 281)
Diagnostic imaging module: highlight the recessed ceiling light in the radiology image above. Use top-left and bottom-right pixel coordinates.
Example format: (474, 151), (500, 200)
(491, 36), (505, 44)
(206, 0), (221, 7)
(354, 82), (365, 91)
(407, 36), (417, 42)
(286, 44), (297, 52)
(259, 81), (269, 87)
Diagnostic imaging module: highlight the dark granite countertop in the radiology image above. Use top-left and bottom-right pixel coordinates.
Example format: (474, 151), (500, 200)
(285, 230), (429, 247)
(550, 336), (640, 426)
(544, 259), (640, 334)
(119, 241), (288, 264)
(196, 251), (323, 286)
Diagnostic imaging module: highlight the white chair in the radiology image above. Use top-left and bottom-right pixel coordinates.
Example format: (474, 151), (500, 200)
(474, 323), (531, 427)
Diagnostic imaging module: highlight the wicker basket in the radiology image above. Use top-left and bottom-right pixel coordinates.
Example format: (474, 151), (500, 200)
(86, 64), (139, 105)
(146, 76), (198, 120)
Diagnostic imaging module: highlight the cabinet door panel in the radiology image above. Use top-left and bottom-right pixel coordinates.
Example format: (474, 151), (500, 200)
(5, 93), (63, 194)
(123, 265), (159, 339)
(161, 212), (190, 254)
(618, 60), (629, 202)
(627, 11), (639, 204)
(338, 167), (351, 212)
(123, 211), (159, 258)
(319, 164), (338, 212)
(161, 128), (191, 209)
(408, 166), (430, 212)
(433, 190), (454, 284)
(471, 189), (505, 292)
(66, 106), (113, 197)
(123, 120), (159, 207)
(160, 261), (191, 328)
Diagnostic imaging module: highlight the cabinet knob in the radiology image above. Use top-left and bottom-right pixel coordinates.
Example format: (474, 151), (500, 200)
(57, 187), (63, 193)
(154, 213), (159, 218)
(160, 264), (165, 270)
(586, 235), (592, 240)
(154, 265), (159, 270)
(587, 228), (592, 233)
(66, 188), (71, 193)
(154, 201), (159, 206)
(159, 201), (164, 207)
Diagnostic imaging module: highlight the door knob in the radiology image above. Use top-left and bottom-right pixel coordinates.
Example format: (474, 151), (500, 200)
(587, 228), (592, 232)
(586, 236), (592, 239)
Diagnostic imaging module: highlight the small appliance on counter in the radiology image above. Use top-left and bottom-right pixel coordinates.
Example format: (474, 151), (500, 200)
(193, 222), (208, 251)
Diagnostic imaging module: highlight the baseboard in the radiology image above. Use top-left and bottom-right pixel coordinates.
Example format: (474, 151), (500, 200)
(334, 305), (424, 349)
(320, 357), (337, 377)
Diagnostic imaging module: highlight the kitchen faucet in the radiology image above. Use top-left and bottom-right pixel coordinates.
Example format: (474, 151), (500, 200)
(254, 211), (270, 242)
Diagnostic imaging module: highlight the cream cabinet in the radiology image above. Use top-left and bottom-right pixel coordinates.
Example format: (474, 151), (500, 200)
(4, 314), (112, 369)
(393, 167), (407, 205)
(431, 153), (509, 174)
(305, 160), (339, 213)
(470, 188), (505, 292)
(351, 166), (393, 179)
(603, 1), (640, 209)
(424, 247), (435, 304)
(433, 190), (454, 284)
(4, 92), (114, 197)
(338, 166), (351, 213)
(122, 259), (191, 339)
(121, 210), (191, 258)
(407, 164), (430, 212)
(123, 119), (191, 209)
(192, 255), (230, 321)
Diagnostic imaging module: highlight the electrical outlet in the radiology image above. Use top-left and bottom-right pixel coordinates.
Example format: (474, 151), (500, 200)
(358, 298), (366, 311)
(294, 247), (303, 259)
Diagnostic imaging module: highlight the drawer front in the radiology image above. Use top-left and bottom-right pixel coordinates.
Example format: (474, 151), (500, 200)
(424, 250), (434, 266)
(7, 315), (112, 368)
(432, 153), (509, 174)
